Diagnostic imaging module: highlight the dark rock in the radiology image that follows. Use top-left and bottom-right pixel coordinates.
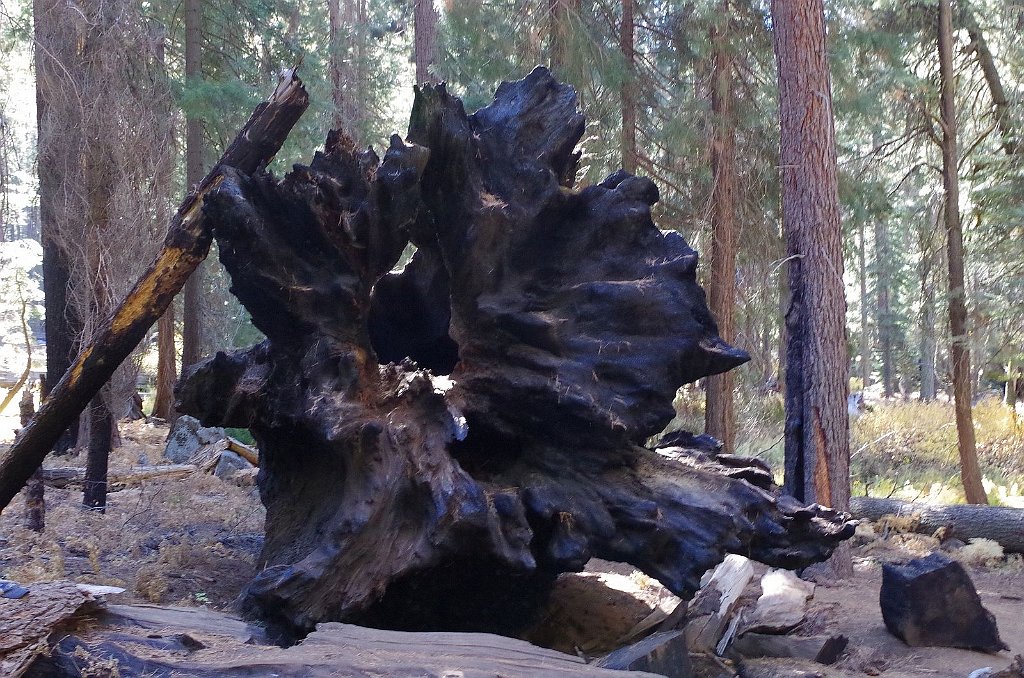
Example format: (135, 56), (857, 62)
(879, 552), (1008, 652)
(595, 629), (694, 677)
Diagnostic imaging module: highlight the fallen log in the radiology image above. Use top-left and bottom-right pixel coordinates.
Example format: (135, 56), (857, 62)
(0, 70), (309, 513)
(850, 496), (1024, 553)
(40, 464), (196, 489)
(177, 67), (854, 638)
(13, 596), (663, 678)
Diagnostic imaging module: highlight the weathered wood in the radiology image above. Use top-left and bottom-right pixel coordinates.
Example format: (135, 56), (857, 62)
(178, 68), (854, 637)
(226, 437), (259, 465)
(850, 497), (1024, 553)
(739, 569), (815, 635)
(0, 71), (308, 513)
(0, 581), (100, 677)
(730, 633), (848, 664)
(28, 602), (662, 678)
(40, 464), (196, 489)
(662, 554), (753, 652)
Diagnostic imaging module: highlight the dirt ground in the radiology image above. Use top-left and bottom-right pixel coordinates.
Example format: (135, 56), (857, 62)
(1, 418), (1022, 677)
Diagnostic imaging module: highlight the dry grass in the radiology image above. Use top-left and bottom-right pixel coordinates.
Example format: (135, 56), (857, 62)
(0, 420), (265, 609)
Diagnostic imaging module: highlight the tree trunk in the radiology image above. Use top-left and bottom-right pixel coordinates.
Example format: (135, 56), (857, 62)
(83, 390), (113, 511)
(181, 0), (204, 371)
(328, 0), (344, 131)
(21, 385), (44, 532)
(771, 0), (851, 574)
(548, 0), (576, 75)
(177, 68), (853, 638)
(704, 1), (738, 454)
(960, 9), (1016, 155)
(414, 0), (439, 84)
(620, 0), (637, 173)
(850, 497), (1024, 553)
(36, 0), (81, 456)
(0, 72), (309, 514)
(875, 218), (894, 397)
(919, 206), (939, 401)
(938, 0), (987, 505)
(152, 301), (177, 419)
(858, 219), (871, 390)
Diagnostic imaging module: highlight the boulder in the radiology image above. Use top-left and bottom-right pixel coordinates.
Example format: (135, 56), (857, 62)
(879, 552), (1008, 652)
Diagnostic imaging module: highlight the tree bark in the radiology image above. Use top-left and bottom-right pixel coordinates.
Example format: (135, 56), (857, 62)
(181, 0), (204, 371)
(620, 0), (637, 173)
(0, 72), (309, 514)
(771, 0), (851, 574)
(938, 0), (987, 505)
(850, 497), (1024, 553)
(152, 305), (177, 419)
(705, 1), (739, 453)
(414, 0), (439, 84)
(548, 0), (577, 75)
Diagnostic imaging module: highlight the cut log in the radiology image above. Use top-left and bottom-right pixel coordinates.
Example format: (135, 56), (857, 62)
(596, 629), (694, 677)
(851, 496), (1024, 553)
(0, 70), (309, 514)
(177, 67), (854, 638)
(879, 552), (1008, 652)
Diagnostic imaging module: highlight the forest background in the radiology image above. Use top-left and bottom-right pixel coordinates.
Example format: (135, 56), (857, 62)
(0, 0), (1021, 507)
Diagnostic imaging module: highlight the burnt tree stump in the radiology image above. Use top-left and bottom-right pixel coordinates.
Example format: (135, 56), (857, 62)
(177, 68), (853, 637)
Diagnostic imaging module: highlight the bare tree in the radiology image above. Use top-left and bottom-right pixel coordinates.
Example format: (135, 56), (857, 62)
(771, 0), (852, 575)
(938, 0), (986, 504)
(35, 0), (175, 510)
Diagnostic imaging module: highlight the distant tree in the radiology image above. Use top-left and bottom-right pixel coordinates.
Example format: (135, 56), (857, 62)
(619, 0), (637, 172)
(181, 0), (205, 373)
(770, 0), (851, 556)
(704, 1), (739, 453)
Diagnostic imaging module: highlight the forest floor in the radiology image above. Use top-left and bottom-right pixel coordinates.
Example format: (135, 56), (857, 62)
(0, 418), (1021, 677)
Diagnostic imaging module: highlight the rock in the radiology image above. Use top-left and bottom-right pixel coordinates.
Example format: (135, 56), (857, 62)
(214, 451), (254, 480)
(879, 552), (1008, 652)
(595, 629), (694, 677)
(164, 415), (226, 463)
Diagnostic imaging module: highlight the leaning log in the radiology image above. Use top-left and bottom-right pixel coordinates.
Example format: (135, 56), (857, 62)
(178, 67), (854, 638)
(850, 496), (1024, 553)
(0, 70), (309, 513)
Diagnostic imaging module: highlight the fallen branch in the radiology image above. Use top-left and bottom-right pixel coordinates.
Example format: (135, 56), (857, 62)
(0, 70), (308, 513)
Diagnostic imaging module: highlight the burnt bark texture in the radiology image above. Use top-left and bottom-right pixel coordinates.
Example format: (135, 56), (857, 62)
(938, 0), (987, 504)
(20, 385), (44, 532)
(178, 68), (854, 638)
(771, 0), (850, 513)
(0, 72), (309, 514)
